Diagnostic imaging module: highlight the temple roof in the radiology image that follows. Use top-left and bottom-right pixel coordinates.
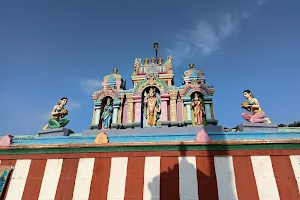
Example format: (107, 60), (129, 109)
(183, 63), (204, 78)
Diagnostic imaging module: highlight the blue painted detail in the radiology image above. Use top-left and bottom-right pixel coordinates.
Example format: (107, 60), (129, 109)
(94, 101), (101, 106)
(11, 132), (300, 145)
(182, 96), (191, 102)
(108, 75), (116, 82)
(204, 104), (212, 120)
(204, 96), (213, 101)
(113, 100), (121, 106)
(190, 69), (199, 78)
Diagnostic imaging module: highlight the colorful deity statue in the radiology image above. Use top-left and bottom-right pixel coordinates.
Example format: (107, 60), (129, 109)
(101, 97), (113, 129)
(241, 90), (271, 124)
(144, 87), (161, 126)
(191, 93), (206, 125)
(43, 97), (70, 130)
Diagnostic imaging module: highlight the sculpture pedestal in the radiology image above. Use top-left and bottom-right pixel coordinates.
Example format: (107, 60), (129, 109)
(238, 122), (278, 132)
(38, 128), (74, 137)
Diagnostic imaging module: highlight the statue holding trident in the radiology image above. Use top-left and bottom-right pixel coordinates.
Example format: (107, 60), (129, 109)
(144, 87), (161, 127)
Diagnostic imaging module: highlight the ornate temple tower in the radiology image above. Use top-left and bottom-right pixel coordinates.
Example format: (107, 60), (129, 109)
(90, 68), (125, 130)
(180, 63), (217, 126)
(89, 54), (218, 130)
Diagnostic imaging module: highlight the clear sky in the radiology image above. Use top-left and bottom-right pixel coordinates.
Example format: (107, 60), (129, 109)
(1, 0), (299, 135)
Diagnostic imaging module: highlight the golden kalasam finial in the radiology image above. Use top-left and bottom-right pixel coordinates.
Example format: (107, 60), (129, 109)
(144, 58), (149, 65)
(189, 63), (195, 69)
(113, 68), (118, 74)
(151, 57), (156, 64)
(158, 57), (163, 64)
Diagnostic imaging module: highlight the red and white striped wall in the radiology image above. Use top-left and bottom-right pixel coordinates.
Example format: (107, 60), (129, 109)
(1, 152), (300, 199)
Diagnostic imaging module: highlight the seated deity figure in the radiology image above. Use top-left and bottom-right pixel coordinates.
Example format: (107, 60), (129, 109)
(144, 87), (161, 126)
(101, 97), (113, 129)
(191, 93), (206, 125)
(43, 97), (70, 130)
(241, 90), (271, 124)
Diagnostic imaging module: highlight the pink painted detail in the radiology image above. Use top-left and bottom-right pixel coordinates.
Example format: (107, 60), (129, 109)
(122, 102), (128, 124)
(176, 99), (183, 122)
(195, 129), (211, 142)
(115, 80), (122, 89)
(161, 99), (168, 121)
(184, 77), (190, 85)
(134, 102), (142, 122)
(242, 112), (266, 123)
(0, 135), (12, 146)
(101, 82), (107, 88)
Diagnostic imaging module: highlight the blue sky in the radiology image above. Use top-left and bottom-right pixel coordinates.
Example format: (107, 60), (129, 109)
(1, 0), (299, 135)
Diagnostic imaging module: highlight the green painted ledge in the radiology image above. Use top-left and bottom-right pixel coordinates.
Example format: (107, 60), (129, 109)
(1, 143), (300, 155)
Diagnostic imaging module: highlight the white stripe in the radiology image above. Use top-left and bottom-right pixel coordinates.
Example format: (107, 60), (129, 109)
(107, 157), (128, 200)
(214, 156), (238, 200)
(73, 158), (95, 200)
(178, 156), (198, 200)
(289, 155), (300, 193)
(5, 159), (31, 200)
(251, 156), (280, 200)
(38, 159), (63, 200)
(143, 157), (160, 200)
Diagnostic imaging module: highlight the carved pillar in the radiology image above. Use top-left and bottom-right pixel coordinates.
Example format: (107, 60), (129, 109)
(204, 104), (212, 120)
(185, 102), (192, 121)
(169, 91), (177, 122)
(94, 101), (101, 125)
(127, 94), (134, 123)
(204, 96), (213, 120)
(183, 97), (192, 121)
(160, 94), (169, 121)
(118, 96), (124, 124)
(133, 96), (142, 122)
(176, 98), (183, 122)
(122, 101), (128, 124)
(112, 107), (118, 123)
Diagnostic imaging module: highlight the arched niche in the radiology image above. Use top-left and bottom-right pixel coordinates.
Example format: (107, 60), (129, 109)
(98, 96), (113, 130)
(190, 91), (207, 126)
(141, 86), (161, 128)
(183, 85), (210, 97)
(134, 78), (169, 96)
(93, 89), (119, 102)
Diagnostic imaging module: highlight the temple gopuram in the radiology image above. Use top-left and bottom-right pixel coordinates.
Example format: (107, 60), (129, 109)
(89, 56), (218, 133)
(1, 45), (300, 200)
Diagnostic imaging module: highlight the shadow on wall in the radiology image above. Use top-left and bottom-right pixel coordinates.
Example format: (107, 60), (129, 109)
(147, 138), (237, 200)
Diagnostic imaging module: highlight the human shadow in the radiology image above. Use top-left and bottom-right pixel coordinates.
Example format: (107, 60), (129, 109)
(147, 136), (235, 200)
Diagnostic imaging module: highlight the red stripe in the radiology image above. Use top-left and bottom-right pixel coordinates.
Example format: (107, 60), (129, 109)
(1, 160), (16, 200)
(271, 156), (300, 200)
(55, 158), (79, 199)
(88, 158), (111, 200)
(233, 156), (259, 200)
(160, 157), (180, 200)
(196, 156), (219, 200)
(21, 159), (47, 200)
(124, 157), (145, 200)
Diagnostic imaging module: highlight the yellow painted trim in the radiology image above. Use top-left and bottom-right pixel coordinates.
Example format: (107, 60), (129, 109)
(183, 103), (186, 121)
(92, 109), (96, 124)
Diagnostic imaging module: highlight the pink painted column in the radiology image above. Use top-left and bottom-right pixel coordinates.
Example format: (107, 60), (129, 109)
(160, 94), (169, 121)
(133, 96), (142, 122)
(176, 99), (183, 122)
(122, 101), (128, 124)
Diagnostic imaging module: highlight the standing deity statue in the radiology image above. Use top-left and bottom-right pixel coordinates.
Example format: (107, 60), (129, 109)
(43, 97), (70, 130)
(144, 87), (161, 126)
(101, 98), (113, 129)
(241, 90), (271, 124)
(191, 93), (206, 125)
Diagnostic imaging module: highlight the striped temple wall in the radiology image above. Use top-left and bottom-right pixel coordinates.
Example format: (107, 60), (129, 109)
(1, 149), (300, 200)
